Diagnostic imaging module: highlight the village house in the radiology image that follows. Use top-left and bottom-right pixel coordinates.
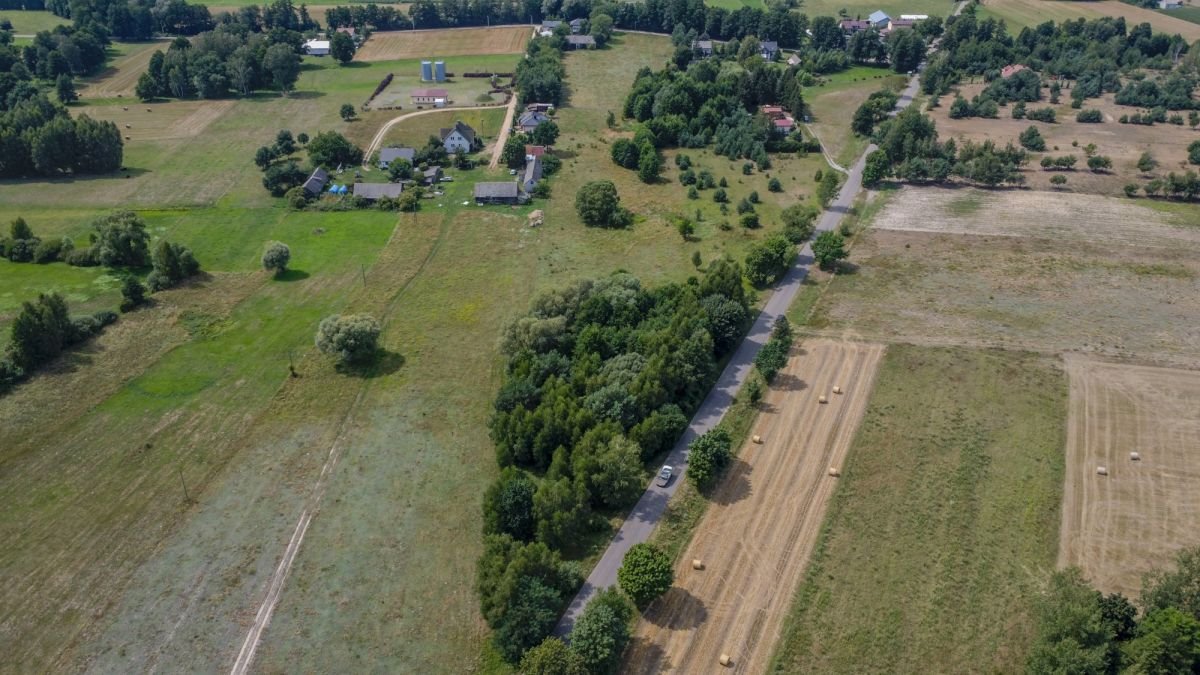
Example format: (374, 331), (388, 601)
(303, 39), (330, 56)
(525, 145), (547, 159)
(439, 121), (476, 153)
(760, 105), (796, 135)
(566, 34), (596, 49)
(522, 156), (543, 192)
(569, 18), (584, 34)
(378, 147), (415, 169)
(760, 40), (779, 60)
(353, 183), (404, 201)
(840, 18), (871, 33)
(302, 167), (329, 196)
(540, 19), (561, 36)
(411, 87), (448, 106)
(517, 110), (551, 133)
(693, 39), (714, 57)
(474, 182), (521, 205)
(868, 10), (890, 28)
(888, 18), (915, 31)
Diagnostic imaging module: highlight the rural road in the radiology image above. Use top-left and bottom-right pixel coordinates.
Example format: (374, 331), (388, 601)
(553, 62), (927, 639)
(488, 91), (520, 169)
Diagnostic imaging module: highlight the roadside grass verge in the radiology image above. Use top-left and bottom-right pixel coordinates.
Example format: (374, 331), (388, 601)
(768, 345), (1067, 674)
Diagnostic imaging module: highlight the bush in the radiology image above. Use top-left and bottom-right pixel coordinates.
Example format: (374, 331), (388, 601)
(687, 428), (733, 490)
(739, 213), (760, 229)
(146, 240), (201, 291)
(812, 230), (847, 270)
(1087, 155), (1113, 173)
(262, 241), (291, 276)
(315, 314), (381, 364)
(768, 177), (782, 192)
(1027, 107), (1056, 123)
(1124, 183), (1139, 197)
(712, 188), (728, 203)
(32, 238), (68, 264)
(781, 204), (819, 243)
(285, 186), (309, 209)
(575, 181), (629, 228)
(1075, 109), (1102, 123)
(754, 316), (793, 382)
(119, 277), (147, 312)
(1019, 126), (1046, 151)
(1050, 174), (1067, 186)
(618, 543), (673, 608)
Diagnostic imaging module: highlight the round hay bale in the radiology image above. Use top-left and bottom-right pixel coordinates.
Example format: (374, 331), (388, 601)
(828, 467), (840, 477)
(719, 654), (732, 667)
(818, 395), (828, 404)
(752, 434), (762, 444)
(692, 559), (704, 570)
(1130, 452), (1141, 461)
(1096, 466), (1108, 476)
(833, 385), (843, 394)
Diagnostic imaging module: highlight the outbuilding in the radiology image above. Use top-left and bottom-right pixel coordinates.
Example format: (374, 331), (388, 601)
(303, 167), (329, 196)
(474, 182), (521, 204)
(378, 146), (415, 169)
(411, 87), (449, 106)
(353, 182), (404, 200)
(566, 34), (596, 49)
(303, 39), (330, 56)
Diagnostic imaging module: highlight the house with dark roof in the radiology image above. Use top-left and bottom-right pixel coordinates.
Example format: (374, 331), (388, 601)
(439, 121), (476, 153)
(760, 40), (779, 60)
(378, 146), (415, 169)
(840, 19), (871, 33)
(887, 18), (915, 31)
(353, 182), (404, 200)
(868, 10), (890, 27)
(303, 167), (329, 196)
(526, 102), (555, 113)
(566, 34), (596, 49)
(517, 110), (551, 133)
(474, 181), (521, 204)
(421, 166), (443, 185)
(522, 156), (543, 192)
(569, 18), (584, 34)
(693, 39), (714, 57)
(540, 19), (561, 36)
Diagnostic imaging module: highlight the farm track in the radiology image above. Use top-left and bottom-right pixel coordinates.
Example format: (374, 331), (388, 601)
(624, 340), (884, 675)
(1059, 356), (1200, 599)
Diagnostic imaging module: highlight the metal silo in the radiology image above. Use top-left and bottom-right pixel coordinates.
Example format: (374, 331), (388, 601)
(434, 61), (446, 82)
(421, 60), (433, 81)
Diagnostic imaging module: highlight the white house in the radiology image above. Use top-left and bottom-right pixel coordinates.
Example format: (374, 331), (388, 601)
(411, 88), (448, 106)
(1159, 0), (1183, 9)
(440, 121), (476, 154)
(303, 39), (330, 56)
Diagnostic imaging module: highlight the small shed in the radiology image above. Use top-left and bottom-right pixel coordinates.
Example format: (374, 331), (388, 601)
(353, 182), (404, 200)
(474, 182), (520, 205)
(840, 19), (871, 33)
(421, 166), (444, 185)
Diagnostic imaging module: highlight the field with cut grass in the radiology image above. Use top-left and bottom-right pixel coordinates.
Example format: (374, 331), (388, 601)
(378, 106), (507, 148)
(769, 345), (1067, 674)
(0, 8), (66, 32)
(78, 41), (164, 99)
(355, 26), (530, 61)
(979, 0), (1200, 37)
(0, 28), (841, 674)
(806, 66), (907, 168)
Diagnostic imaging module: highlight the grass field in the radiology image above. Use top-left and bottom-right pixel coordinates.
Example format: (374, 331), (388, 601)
(354, 26), (530, 61)
(362, 54), (521, 109)
(0, 29), (842, 674)
(806, 66), (907, 168)
(377, 106), (507, 148)
(0, 8), (66, 32)
(79, 41), (163, 99)
(1161, 4), (1200, 25)
(979, 0), (1200, 38)
(769, 345), (1067, 674)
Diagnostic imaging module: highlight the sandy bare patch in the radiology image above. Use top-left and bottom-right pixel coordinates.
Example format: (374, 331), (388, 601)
(1059, 356), (1200, 598)
(624, 339), (884, 675)
(354, 26), (530, 61)
(872, 186), (1200, 250)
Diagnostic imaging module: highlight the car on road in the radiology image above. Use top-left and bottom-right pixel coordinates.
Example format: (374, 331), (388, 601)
(657, 465), (673, 487)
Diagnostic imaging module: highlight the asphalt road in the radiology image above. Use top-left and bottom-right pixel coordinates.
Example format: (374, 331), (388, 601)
(553, 65), (926, 639)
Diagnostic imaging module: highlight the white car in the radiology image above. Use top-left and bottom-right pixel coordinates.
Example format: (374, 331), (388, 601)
(657, 465), (673, 487)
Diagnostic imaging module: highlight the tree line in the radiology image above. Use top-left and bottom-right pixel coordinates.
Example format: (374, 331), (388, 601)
(479, 267), (751, 666)
(0, 83), (123, 177)
(135, 25), (304, 100)
(46, 0), (214, 39)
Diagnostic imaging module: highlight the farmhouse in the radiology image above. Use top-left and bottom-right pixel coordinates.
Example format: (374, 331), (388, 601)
(868, 10), (890, 27)
(303, 39), (330, 56)
(773, 117), (796, 134)
(1000, 64), (1028, 79)
(760, 40), (779, 60)
(336, 26), (356, 38)
(887, 18), (915, 31)
(412, 88), (449, 106)
(439, 121), (476, 153)
(1159, 0), (1183, 8)
(566, 35), (596, 49)
(525, 103), (554, 113)
(569, 18), (584, 34)
(522, 156), (543, 191)
(517, 110), (551, 133)
(693, 39), (714, 57)
(378, 146), (415, 169)
(525, 144), (546, 159)
(474, 181), (521, 204)
(303, 167), (329, 196)
(353, 182), (404, 200)
(840, 18), (871, 33)
(540, 19), (561, 36)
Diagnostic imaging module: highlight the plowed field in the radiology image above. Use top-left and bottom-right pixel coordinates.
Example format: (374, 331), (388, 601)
(1059, 356), (1200, 598)
(624, 339), (884, 675)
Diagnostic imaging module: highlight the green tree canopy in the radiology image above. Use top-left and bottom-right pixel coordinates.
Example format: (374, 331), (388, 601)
(618, 542), (673, 608)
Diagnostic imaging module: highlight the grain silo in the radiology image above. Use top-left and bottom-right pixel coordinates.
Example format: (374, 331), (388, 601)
(434, 61), (446, 82)
(420, 60), (433, 81)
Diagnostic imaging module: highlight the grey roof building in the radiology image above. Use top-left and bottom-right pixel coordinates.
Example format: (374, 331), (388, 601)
(760, 40), (779, 59)
(474, 181), (520, 204)
(303, 167), (329, 196)
(523, 156), (543, 191)
(378, 147), (415, 169)
(353, 182), (404, 200)
(566, 34), (596, 49)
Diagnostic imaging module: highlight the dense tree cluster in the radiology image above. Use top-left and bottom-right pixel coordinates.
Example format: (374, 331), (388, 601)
(135, 25), (304, 100)
(17, 25), (108, 79)
(516, 36), (566, 106)
(574, 180), (631, 228)
(480, 268), (748, 661)
(862, 108), (1027, 188)
(0, 217), (74, 263)
(743, 233), (794, 286)
(47, 0), (214, 38)
(1, 292), (117, 392)
(146, 239), (201, 291)
(1028, 547), (1200, 674)
(851, 89), (899, 136)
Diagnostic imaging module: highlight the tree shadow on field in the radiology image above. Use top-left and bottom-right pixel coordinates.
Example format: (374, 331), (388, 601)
(274, 268), (310, 282)
(288, 90), (327, 100)
(711, 458), (752, 506)
(622, 636), (672, 674)
(335, 348), (404, 378)
(771, 372), (808, 392)
(643, 587), (709, 631)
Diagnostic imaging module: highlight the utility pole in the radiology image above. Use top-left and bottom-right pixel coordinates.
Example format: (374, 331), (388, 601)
(178, 465), (191, 504)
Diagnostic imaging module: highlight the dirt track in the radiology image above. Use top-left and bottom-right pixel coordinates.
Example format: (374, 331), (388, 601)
(624, 339), (884, 675)
(1059, 356), (1200, 599)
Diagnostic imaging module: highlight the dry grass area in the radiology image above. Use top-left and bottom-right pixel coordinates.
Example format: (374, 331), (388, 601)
(980, 0), (1200, 38)
(354, 26), (530, 61)
(79, 41), (163, 99)
(929, 83), (1200, 195)
(625, 340), (884, 675)
(82, 100), (237, 141)
(1059, 356), (1200, 599)
(808, 187), (1200, 367)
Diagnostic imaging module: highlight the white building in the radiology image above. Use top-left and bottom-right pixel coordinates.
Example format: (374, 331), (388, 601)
(303, 39), (330, 56)
(899, 14), (929, 20)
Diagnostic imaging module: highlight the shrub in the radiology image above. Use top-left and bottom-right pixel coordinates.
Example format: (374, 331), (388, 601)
(575, 180), (629, 228)
(315, 314), (381, 364)
(262, 241), (291, 276)
(740, 213), (760, 229)
(146, 241), (200, 292)
(781, 204), (818, 243)
(768, 177), (782, 192)
(1075, 109), (1102, 123)
(687, 428), (733, 490)
(1087, 155), (1113, 173)
(812, 230), (847, 270)
(1050, 174), (1067, 186)
(119, 277), (147, 312)
(1019, 126), (1046, 151)
(285, 186), (309, 209)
